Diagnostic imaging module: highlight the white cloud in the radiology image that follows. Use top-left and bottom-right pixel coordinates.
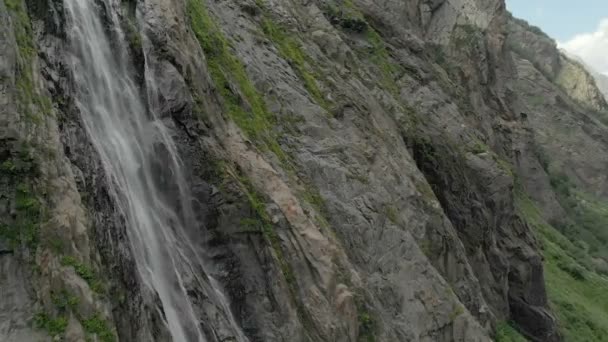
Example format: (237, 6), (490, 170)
(559, 19), (608, 75)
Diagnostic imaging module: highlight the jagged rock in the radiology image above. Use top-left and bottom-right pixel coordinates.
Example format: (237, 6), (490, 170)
(3, 0), (608, 340)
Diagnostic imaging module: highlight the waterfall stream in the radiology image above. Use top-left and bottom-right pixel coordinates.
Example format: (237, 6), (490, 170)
(62, 0), (244, 340)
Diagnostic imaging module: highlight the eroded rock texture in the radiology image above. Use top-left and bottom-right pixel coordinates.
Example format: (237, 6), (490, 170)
(2, 0), (608, 341)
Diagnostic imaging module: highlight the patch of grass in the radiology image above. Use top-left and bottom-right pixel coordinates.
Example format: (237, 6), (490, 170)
(468, 139), (488, 154)
(384, 205), (398, 224)
(258, 12), (328, 108)
(545, 169), (608, 262)
(516, 191), (608, 341)
(365, 28), (401, 95)
(123, 15), (142, 52)
(82, 314), (115, 342)
(60, 256), (104, 293)
(543, 237), (608, 341)
(321, 0), (401, 95)
(300, 185), (327, 214)
(495, 322), (528, 342)
(0, 143), (43, 249)
(322, 1), (367, 33)
(356, 301), (376, 342)
(227, 167), (296, 287)
(186, 0), (289, 164)
(448, 304), (464, 322)
(527, 95), (545, 106)
(0, 181), (42, 249)
(34, 312), (68, 336)
(452, 24), (483, 50)
(6, 0), (52, 122)
(51, 289), (80, 312)
(225, 166), (329, 333)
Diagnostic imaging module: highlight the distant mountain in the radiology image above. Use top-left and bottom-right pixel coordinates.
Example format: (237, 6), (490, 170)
(595, 72), (608, 99)
(561, 49), (608, 99)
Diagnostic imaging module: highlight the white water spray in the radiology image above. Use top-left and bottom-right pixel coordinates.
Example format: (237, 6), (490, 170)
(61, 0), (237, 340)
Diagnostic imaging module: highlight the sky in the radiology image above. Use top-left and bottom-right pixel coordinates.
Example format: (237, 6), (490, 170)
(506, 0), (608, 75)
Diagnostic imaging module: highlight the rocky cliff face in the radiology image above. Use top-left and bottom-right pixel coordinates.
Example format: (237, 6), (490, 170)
(2, 0), (608, 341)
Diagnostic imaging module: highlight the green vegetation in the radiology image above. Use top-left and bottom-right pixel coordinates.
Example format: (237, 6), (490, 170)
(534, 149), (608, 263)
(495, 322), (528, 342)
(60, 256), (104, 293)
(321, 0), (402, 95)
(516, 190), (608, 341)
(322, 1), (368, 33)
(365, 28), (402, 94)
(0, 180), (42, 249)
(6, 0), (52, 122)
(354, 294), (377, 342)
(527, 95), (545, 106)
(1, 1), (51, 254)
(82, 314), (115, 342)
(227, 167), (296, 287)
(120, 0), (142, 51)
(186, 0), (289, 164)
(51, 289), (80, 311)
(0, 141), (42, 252)
(448, 304), (464, 322)
(123, 15), (142, 52)
(384, 205), (398, 224)
(468, 139), (488, 154)
(452, 24), (483, 50)
(258, 12), (327, 108)
(300, 184), (328, 216)
(34, 312), (68, 336)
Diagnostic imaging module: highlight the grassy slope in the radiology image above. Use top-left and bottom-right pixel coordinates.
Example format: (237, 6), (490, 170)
(517, 191), (608, 341)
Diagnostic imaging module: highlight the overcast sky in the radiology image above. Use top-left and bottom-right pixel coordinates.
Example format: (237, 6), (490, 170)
(506, 0), (608, 75)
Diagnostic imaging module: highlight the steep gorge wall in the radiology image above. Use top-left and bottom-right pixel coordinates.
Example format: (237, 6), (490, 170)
(3, 0), (608, 341)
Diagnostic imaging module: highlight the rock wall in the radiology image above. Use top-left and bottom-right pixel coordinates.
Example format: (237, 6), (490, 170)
(3, 0), (608, 341)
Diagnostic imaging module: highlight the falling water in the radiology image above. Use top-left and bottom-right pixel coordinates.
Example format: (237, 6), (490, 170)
(62, 0), (242, 341)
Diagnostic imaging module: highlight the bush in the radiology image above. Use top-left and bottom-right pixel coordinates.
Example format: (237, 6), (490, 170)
(557, 260), (587, 280)
(495, 322), (528, 342)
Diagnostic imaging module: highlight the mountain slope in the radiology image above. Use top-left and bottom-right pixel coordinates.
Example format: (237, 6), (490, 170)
(1, 0), (608, 341)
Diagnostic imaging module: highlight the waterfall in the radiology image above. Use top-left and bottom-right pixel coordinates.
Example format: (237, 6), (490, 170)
(62, 0), (243, 340)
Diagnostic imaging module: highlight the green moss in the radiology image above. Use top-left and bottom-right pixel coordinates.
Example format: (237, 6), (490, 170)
(448, 304), (464, 322)
(321, 0), (402, 95)
(452, 24), (483, 50)
(527, 95), (545, 106)
(124, 17), (142, 51)
(51, 289), (80, 312)
(227, 167), (296, 286)
(468, 139), (488, 154)
(6, 0), (52, 123)
(322, 1), (367, 33)
(365, 28), (402, 95)
(60, 256), (104, 293)
(427, 43), (449, 68)
(47, 236), (65, 254)
(414, 177), (436, 200)
(0, 181), (42, 249)
(356, 303), (376, 342)
(34, 312), (68, 336)
(258, 13), (328, 108)
(495, 322), (528, 342)
(82, 314), (115, 342)
(384, 205), (398, 224)
(300, 185), (327, 214)
(186, 0), (289, 164)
